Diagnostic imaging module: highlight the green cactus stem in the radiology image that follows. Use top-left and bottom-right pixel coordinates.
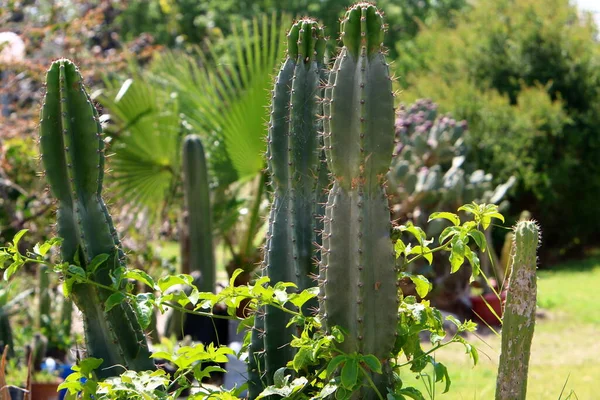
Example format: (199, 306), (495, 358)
(495, 220), (540, 400)
(181, 134), (215, 292)
(259, 18), (329, 384)
(321, 3), (398, 397)
(38, 265), (51, 333)
(39, 59), (154, 378)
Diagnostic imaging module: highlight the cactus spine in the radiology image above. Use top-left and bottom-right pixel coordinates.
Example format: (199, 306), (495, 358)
(255, 18), (329, 389)
(39, 59), (154, 378)
(495, 221), (540, 400)
(321, 3), (398, 397)
(181, 134), (215, 292)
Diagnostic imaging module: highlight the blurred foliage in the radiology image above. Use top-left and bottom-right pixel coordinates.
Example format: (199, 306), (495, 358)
(397, 0), (600, 258)
(113, 0), (467, 57)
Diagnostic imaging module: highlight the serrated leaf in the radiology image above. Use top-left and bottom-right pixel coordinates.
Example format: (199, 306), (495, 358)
(360, 355), (382, 374)
(428, 212), (460, 226)
(341, 357), (358, 389)
(105, 292), (126, 312)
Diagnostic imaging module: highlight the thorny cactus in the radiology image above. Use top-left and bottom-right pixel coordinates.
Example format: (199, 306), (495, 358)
(39, 59), (154, 378)
(321, 3), (398, 397)
(390, 99), (515, 239)
(250, 17), (329, 392)
(496, 221), (540, 400)
(181, 134), (215, 292)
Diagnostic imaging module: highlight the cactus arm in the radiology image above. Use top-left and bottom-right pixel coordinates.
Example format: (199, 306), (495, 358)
(321, 4), (398, 397)
(182, 135), (215, 293)
(39, 59), (154, 378)
(496, 221), (540, 400)
(288, 21), (328, 296)
(263, 57), (297, 382)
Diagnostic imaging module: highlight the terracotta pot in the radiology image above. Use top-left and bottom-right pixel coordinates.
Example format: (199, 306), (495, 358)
(31, 381), (61, 400)
(470, 291), (506, 326)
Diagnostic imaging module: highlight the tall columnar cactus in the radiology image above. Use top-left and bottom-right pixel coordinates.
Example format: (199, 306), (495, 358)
(496, 221), (540, 400)
(321, 3), (398, 396)
(39, 59), (154, 378)
(256, 18), (329, 387)
(181, 134), (215, 292)
(38, 265), (51, 333)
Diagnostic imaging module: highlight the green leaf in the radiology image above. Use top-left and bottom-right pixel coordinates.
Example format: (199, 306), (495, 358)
(449, 239), (465, 273)
(395, 239), (407, 258)
(433, 361), (451, 393)
(4, 260), (23, 281)
(439, 226), (461, 245)
(134, 293), (154, 329)
(273, 367), (287, 387)
(428, 212), (460, 226)
(464, 246), (481, 277)
(316, 384), (338, 399)
(105, 292), (127, 312)
(468, 230), (486, 251)
(408, 246), (433, 265)
(87, 254), (109, 275)
(340, 357), (358, 389)
(124, 269), (156, 290)
(157, 274), (193, 292)
(12, 229), (28, 247)
(404, 274), (432, 298)
(67, 265), (86, 279)
(327, 355), (347, 377)
(397, 387), (426, 400)
(400, 222), (428, 246)
(292, 347), (312, 371)
(360, 355), (382, 374)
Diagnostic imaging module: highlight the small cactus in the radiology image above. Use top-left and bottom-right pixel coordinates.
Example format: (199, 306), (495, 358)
(495, 220), (540, 400)
(39, 59), (154, 378)
(181, 134), (215, 292)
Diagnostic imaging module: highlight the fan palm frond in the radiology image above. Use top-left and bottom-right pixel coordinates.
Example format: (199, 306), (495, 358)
(152, 13), (290, 182)
(98, 76), (180, 215)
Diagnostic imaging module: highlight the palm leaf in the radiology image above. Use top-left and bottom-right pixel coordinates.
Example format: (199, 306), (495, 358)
(98, 76), (180, 215)
(151, 13), (290, 182)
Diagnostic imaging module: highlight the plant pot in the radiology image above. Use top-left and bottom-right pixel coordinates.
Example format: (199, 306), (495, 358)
(31, 381), (61, 400)
(470, 291), (506, 326)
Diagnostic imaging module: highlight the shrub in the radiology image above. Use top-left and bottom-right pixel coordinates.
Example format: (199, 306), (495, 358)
(396, 0), (600, 257)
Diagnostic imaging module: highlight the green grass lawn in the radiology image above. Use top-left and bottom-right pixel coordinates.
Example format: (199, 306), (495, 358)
(400, 257), (600, 399)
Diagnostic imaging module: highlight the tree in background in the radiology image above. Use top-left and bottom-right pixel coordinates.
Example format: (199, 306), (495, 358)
(396, 0), (600, 260)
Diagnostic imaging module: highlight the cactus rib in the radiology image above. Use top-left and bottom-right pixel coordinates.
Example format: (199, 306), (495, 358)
(39, 59), (154, 378)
